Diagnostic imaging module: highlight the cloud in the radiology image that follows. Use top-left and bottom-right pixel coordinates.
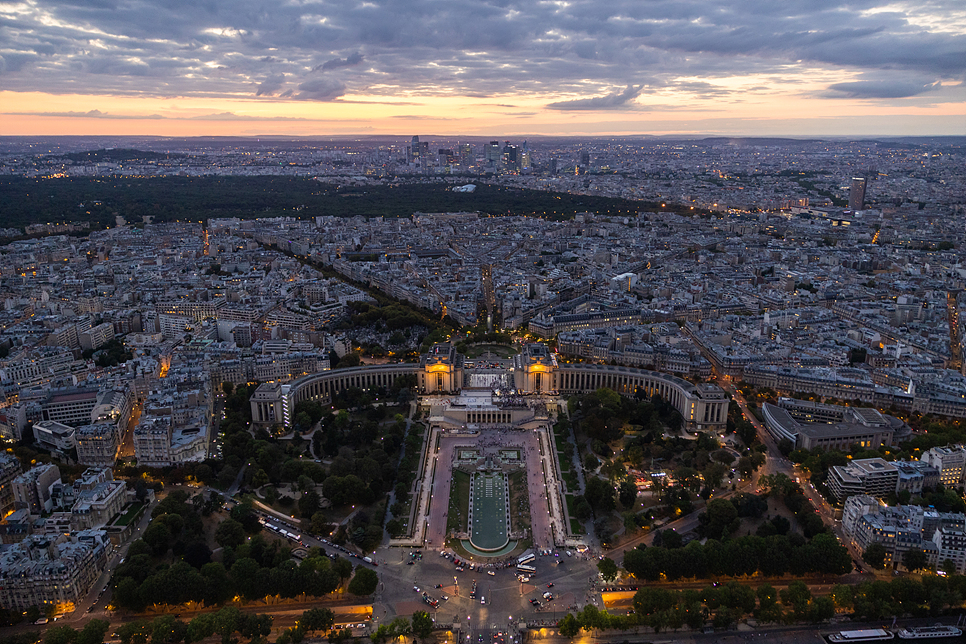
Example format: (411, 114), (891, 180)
(314, 52), (364, 72)
(0, 0), (963, 111)
(255, 74), (286, 96)
(295, 78), (347, 100)
(190, 112), (311, 121)
(823, 79), (943, 99)
(4, 109), (164, 119)
(547, 85), (644, 111)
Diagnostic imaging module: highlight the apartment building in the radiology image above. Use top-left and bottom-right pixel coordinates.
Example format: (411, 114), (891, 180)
(75, 423), (121, 467)
(0, 453), (22, 515)
(920, 446), (966, 488)
(79, 322), (115, 352)
(12, 464), (61, 513)
(0, 532), (109, 610)
(843, 494), (966, 573)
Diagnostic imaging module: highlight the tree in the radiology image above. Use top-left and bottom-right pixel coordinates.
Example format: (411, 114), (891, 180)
(300, 608), (334, 633)
(143, 521), (173, 556)
(755, 584), (778, 615)
(808, 596), (835, 623)
(118, 621), (153, 644)
(597, 557), (619, 582)
(673, 466), (701, 493)
(777, 438), (794, 456)
(830, 584), (853, 610)
(736, 456), (756, 477)
(150, 616), (187, 644)
(240, 615), (273, 641)
(941, 558), (957, 575)
(410, 612), (433, 640)
(583, 477), (615, 513)
(215, 518), (247, 549)
(702, 462), (728, 490)
(574, 497), (592, 522)
(76, 620), (110, 644)
(385, 518), (403, 537)
(780, 580), (812, 617)
(862, 543), (887, 570)
(347, 567), (378, 595)
(333, 557), (354, 586)
(618, 480), (637, 508)
(903, 549), (929, 573)
(213, 606), (243, 644)
(557, 614), (580, 639)
(45, 626), (77, 644)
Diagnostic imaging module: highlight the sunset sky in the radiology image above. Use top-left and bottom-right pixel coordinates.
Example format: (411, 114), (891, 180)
(1, 0), (963, 137)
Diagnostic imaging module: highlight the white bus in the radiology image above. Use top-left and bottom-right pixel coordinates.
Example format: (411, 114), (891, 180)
(517, 553), (535, 565)
(516, 564), (536, 574)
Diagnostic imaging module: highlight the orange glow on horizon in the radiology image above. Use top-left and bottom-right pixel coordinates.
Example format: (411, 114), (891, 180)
(1, 80), (963, 137)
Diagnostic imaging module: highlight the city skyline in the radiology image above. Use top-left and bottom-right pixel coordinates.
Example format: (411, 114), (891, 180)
(0, 0), (963, 137)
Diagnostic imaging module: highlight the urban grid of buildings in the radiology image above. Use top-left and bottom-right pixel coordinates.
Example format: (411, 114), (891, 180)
(0, 134), (964, 606)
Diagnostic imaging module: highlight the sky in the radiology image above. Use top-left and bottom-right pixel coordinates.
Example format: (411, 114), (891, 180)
(0, 0), (964, 137)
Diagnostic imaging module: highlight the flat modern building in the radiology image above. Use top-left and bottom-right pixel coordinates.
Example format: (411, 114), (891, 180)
(79, 322), (115, 352)
(761, 398), (910, 451)
(42, 389), (99, 427)
(32, 420), (77, 457)
(828, 458), (899, 500)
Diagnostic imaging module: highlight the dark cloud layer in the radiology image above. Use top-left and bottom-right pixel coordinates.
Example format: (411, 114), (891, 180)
(547, 85), (645, 110)
(0, 0), (962, 108)
(824, 80), (943, 99)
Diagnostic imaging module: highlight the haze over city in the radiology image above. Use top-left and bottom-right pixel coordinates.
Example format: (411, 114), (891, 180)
(0, 0), (964, 136)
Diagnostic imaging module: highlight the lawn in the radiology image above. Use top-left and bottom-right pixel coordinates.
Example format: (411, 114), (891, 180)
(508, 470), (531, 533)
(570, 518), (585, 535)
(112, 501), (144, 527)
(447, 469), (471, 533)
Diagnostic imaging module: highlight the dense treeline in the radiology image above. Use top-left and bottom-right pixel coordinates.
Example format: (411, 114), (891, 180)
(340, 301), (432, 334)
(114, 533), (347, 609)
(558, 574), (966, 636)
(625, 480), (849, 581)
(569, 388), (683, 444)
(116, 607), (276, 644)
(0, 176), (700, 230)
(623, 531), (852, 580)
(111, 490), (355, 609)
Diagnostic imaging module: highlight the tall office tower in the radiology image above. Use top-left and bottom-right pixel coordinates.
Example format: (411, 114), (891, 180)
(548, 158), (558, 175)
(438, 149), (455, 166)
(484, 141), (502, 165)
(502, 142), (519, 170)
(580, 150), (590, 166)
(850, 177), (867, 211)
(458, 143), (473, 165)
(410, 135), (420, 165)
